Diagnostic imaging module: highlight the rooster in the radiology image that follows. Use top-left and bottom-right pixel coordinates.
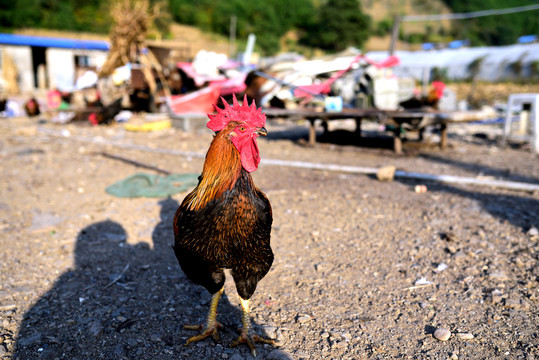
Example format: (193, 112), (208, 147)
(399, 81), (446, 110)
(172, 95), (273, 356)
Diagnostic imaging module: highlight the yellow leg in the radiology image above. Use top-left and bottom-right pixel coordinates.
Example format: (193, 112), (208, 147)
(184, 287), (224, 345)
(230, 297), (274, 357)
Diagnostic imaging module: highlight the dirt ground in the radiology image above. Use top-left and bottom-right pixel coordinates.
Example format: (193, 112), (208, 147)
(0, 111), (538, 360)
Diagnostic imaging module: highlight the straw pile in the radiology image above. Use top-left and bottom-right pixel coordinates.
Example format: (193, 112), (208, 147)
(98, 0), (151, 78)
(1, 50), (20, 94)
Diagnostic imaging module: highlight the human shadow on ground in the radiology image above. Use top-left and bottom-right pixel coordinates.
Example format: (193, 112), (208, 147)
(398, 179), (539, 232)
(409, 152), (539, 231)
(14, 198), (275, 359)
(418, 153), (539, 185)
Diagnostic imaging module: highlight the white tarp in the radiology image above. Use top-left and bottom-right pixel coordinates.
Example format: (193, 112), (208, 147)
(367, 43), (539, 81)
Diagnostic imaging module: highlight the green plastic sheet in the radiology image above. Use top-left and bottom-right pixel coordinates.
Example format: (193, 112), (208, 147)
(106, 173), (199, 198)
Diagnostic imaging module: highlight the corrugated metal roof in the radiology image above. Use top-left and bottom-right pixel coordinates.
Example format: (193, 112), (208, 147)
(0, 33), (109, 51)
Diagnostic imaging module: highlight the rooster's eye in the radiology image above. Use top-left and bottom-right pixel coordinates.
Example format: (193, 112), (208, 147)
(239, 126), (245, 132)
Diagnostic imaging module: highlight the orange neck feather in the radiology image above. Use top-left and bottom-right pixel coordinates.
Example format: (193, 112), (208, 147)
(186, 126), (242, 211)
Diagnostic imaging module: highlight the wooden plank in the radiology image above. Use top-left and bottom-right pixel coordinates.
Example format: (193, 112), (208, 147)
(308, 119), (316, 145)
(393, 134), (402, 154)
(440, 123), (448, 149)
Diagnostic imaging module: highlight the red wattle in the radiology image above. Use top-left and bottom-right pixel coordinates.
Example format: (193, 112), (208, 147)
(240, 138), (260, 172)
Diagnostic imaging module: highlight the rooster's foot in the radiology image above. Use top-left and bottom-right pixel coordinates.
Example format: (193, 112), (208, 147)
(230, 329), (275, 357)
(184, 288), (224, 345)
(183, 321), (222, 344)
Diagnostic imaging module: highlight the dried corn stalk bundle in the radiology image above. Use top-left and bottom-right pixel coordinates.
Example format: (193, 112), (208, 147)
(99, 0), (151, 78)
(2, 50), (20, 94)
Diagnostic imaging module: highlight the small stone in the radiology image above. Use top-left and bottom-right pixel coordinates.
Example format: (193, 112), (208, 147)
(504, 298), (522, 309)
(456, 332), (474, 340)
(526, 226), (538, 237)
(514, 257), (525, 268)
(415, 277), (433, 286)
(450, 353), (459, 360)
(88, 321), (104, 337)
(414, 184), (427, 193)
(490, 289), (503, 304)
(433, 328), (451, 341)
(126, 338), (137, 347)
(376, 165), (396, 182)
(442, 232), (458, 242)
(230, 354), (245, 360)
(435, 263), (448, 272)
(329, 331), (343, 342)
(452, 251), (467, 262)
(113, 343), (126, 358)
(0, 304), (16, 311)
(296, 314), (311, 323)
(446, 246), (458, 254)
(261, 325), (277, 339)
(330, 339), (346, 348)
(489, 271), (508, 281)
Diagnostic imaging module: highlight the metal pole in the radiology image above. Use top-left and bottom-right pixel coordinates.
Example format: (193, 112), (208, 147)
(389, 15), (401, 55)
(243, 33), (256, 65)
(229, 15), (237, 59)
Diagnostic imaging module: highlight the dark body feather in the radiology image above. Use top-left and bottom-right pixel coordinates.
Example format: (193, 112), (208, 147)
(173, 166), (273, 300)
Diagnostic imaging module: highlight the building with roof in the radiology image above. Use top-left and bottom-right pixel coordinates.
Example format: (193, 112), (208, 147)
(0, 33), (109, 94)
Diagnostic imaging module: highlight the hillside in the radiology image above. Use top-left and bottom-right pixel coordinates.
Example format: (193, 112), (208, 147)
(362, 0), (452, 51)
(362, 0), (451, 26)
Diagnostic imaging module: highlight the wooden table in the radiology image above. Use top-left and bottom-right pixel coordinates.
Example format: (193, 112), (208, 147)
(264, 107), (495, 153)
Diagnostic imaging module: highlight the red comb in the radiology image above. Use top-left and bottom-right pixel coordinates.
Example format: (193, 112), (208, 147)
(207, 94), (266, 132)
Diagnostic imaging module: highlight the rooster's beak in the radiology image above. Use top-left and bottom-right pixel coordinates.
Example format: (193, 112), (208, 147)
(256, 127), (268, 136)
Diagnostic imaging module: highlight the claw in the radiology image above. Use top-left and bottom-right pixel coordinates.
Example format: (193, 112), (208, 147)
(230, 297), (275, 356)
(184, 288), (224, 346)
(184, 321), (222, 345)
(183, 324), (203, 331)
(230, 330), (275, 357)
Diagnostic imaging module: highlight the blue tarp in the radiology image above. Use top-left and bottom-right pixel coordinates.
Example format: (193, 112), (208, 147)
(0, 33), (109, 51)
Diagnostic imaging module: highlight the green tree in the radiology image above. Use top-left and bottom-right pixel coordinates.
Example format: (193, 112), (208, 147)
(302, 0), (371, 52)
(373, 17), (393, 36)
(169, 0), (316, 55)
(214, 0), (316, 55)
(0, 0), (111, 33)
(442, 0), (539, 46)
